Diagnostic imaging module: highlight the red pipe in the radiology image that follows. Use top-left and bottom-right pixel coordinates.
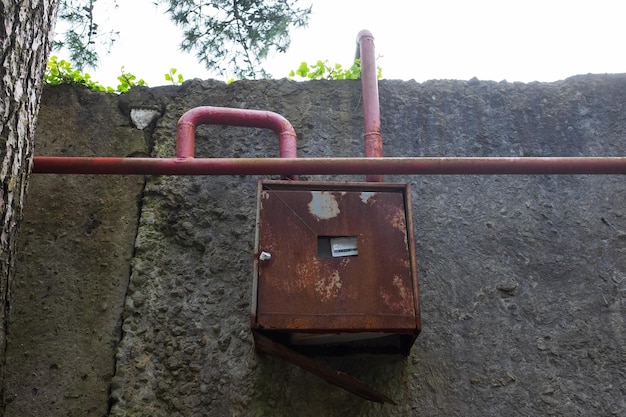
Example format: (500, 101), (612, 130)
(357, 30), (384, 182)
(176, 106), (297, 159)
(32, 156), (626, 176)
(31, 33), (626, 180)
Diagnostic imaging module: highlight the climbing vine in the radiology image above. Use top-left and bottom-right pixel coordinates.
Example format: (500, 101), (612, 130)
(44, 57), (382, 93)
(44, 56), (115, 92)
(44, 56), (184, 93)
(288, 59), (382, 80)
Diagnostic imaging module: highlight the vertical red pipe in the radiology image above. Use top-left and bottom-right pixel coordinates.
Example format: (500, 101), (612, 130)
(357, 30), (384, 182)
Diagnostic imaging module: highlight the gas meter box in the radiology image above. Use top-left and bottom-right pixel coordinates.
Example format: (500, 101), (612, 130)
(251, 180), (421, 355)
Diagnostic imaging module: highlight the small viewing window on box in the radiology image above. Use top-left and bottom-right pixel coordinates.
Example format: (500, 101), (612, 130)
(317, 236), (358, 258)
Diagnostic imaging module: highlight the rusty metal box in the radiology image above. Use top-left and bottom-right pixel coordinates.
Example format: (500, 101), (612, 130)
(251, 180), (421, 356)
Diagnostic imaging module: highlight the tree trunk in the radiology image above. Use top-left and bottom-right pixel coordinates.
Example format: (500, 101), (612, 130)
(0, 0), (59, 377)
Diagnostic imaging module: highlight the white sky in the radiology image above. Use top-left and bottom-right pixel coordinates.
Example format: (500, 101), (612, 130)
(70, 0), (626, 88)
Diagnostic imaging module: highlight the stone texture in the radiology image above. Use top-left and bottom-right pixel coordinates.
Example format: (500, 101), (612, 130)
(6, 75), (626, 416)
(3, 85), (148, 417)
(112, 76), (626, 416)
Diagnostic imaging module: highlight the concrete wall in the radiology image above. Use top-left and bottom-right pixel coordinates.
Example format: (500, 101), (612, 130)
(3, 85), (148, 417)
(3, 76), (626, 416)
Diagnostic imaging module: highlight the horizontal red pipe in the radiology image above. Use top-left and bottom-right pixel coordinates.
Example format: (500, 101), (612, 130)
(32, 156), (626, 176)
(176, 106), (297, 159)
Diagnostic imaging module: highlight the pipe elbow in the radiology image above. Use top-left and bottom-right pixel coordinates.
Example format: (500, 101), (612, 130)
(357, 29), (374, 43)
(175, 106), (298, 161)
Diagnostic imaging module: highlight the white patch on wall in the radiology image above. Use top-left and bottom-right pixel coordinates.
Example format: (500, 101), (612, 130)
(130, 108), (161, 130)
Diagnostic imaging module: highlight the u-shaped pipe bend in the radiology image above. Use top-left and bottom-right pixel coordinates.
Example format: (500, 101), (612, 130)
(175, 106), (298, 160)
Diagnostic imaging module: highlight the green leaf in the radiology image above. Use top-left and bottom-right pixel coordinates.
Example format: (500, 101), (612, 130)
(287, 58), (381, 81)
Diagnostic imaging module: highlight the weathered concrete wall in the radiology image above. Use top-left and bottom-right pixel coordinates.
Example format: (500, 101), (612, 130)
(4, 75), (626, 416)
(3, 85), (148, 417)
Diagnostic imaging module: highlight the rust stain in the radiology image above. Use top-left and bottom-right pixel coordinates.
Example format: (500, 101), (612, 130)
(258, 190), (270, 212)
(393, 276), (409, 300)
(339, 257), (351, 268)
(315, 270), (342, 301)
(380, 275), (414, 315)
(308, 191), (340, 220)
(295, 260), (321, 291)
(389, 206), (407, 233)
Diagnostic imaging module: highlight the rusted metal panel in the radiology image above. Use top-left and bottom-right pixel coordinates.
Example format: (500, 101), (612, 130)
(251, 180), (421, 403)
(252, 180), (421, 353)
